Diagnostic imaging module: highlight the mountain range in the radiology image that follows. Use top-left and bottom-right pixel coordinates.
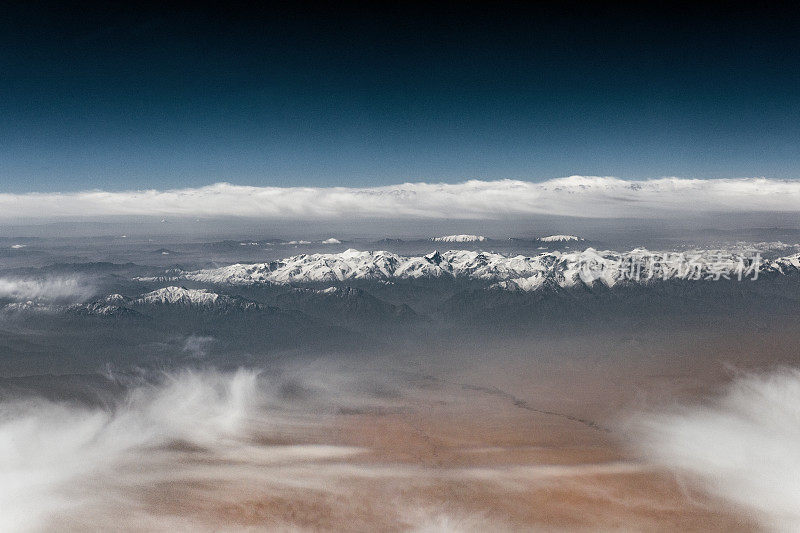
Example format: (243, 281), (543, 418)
(137, 248), (800, 290)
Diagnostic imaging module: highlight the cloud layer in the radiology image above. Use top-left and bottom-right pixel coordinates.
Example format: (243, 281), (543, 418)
(2, 176), (800, 220)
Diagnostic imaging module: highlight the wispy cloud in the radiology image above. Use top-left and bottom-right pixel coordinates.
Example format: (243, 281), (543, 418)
(2, 176), (800, 220)
(0, 276), (95, 302)
(632, 368), (800, 531)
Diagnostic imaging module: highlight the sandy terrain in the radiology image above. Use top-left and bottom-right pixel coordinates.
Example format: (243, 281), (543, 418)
(53, 364), (759, 532)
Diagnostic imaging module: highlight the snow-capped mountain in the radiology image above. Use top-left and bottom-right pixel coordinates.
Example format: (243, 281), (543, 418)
(133, 287), (263, 311)
(136, 287), (222, 306)
(61, 287), (264, 317)
(139, 247), (799, 291)
(0, 283), (421, 334)
(73, 294), (137, 316)
(538, 235), (582, 242)
(432, 234), (486, 242)
(767, 252), (800, 273)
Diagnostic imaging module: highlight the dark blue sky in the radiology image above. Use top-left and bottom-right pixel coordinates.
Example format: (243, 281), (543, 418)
(2, 4), (800, 192)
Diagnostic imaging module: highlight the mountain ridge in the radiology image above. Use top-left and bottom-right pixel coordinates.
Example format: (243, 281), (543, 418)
(137, 248), (800, 291)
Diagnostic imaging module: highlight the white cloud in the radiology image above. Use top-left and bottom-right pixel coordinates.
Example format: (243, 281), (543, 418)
(1, 176), (800, 220)
(0, 276), (94, 302)
(0, 369), (268, 531)
(633, 368), (800, 531)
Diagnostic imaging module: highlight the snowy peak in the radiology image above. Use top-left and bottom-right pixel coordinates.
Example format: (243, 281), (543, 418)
(432, 234), (486, 242)
(137, 287), (221, 306)
(133, 286), (262, 312)
(769, 252), (800, 273)
(60, 287), (266, 316)
(76, 293), (137, 316)
(103, 294), (127, 304)
(539, 235), (582, 242)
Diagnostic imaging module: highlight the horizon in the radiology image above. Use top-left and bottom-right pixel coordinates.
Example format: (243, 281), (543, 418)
(4, 5), (800, 532)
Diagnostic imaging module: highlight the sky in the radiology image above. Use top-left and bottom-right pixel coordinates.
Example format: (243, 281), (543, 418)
(1, 4), (800, 193)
